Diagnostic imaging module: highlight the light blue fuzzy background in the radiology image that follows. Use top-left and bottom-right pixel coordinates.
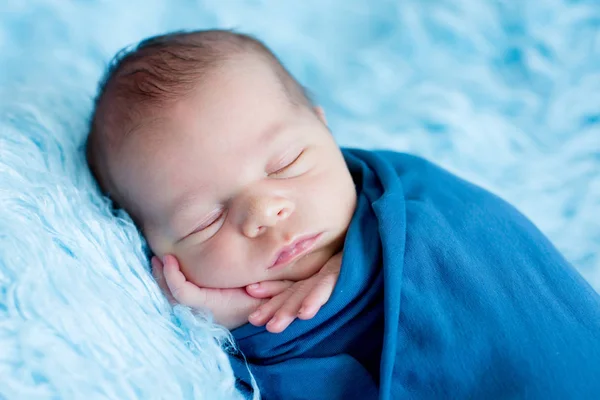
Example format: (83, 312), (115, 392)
(1, 0), (599, 399)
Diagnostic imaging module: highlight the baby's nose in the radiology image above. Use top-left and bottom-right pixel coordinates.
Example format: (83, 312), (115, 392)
(241, 195), (294, 238)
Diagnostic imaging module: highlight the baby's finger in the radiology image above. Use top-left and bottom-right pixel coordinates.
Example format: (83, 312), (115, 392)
(162, 254), (206, 307)
(161, 255), (186, 294)
(248, 289), (293, 327)
(151, 256), (166, 288)
(266, 312), (297, 333)
(151, 256), (176, 304)
(265, 284), (313, 333)
(297, 273), (337, 320)
(246, 280), (294, 299)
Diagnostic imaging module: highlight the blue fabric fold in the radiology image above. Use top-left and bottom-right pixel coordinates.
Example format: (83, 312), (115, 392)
(230, 149), (600, 399)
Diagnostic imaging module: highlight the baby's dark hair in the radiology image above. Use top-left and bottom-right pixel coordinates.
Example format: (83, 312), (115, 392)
(86, 29), (312, 195)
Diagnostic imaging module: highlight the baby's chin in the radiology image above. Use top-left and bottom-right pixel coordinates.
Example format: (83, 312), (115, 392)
(188, 272), (304, 290)
(259, 249), (333, 285)
(184, 268), (275, 290)
(187, 257), (328, 290)
(186, 274), (257, 290)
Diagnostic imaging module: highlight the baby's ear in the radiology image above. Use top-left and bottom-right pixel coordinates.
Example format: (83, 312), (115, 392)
(314, 106), (327, 126)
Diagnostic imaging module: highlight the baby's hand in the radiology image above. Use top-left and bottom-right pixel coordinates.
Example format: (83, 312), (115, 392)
(151, 254), (293, 330)
(245, 252), (342, 333)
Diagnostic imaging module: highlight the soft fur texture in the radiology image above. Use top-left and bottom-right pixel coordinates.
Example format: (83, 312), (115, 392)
(0, 0), (598, 399)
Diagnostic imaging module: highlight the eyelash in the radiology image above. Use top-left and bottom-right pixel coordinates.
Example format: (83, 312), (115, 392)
(191, 208), (224, 235)
(270, 149), (304, 176)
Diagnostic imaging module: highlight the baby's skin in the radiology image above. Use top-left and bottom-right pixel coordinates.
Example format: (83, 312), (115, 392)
(152, 252), (343, 332)
(101, 55), (357, 332)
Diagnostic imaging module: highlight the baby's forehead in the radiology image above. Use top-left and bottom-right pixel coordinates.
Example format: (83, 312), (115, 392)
(96, 46), (304, 156)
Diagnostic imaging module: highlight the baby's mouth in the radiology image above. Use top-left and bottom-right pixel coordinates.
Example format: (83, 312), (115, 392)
(269, 233), (323, 270)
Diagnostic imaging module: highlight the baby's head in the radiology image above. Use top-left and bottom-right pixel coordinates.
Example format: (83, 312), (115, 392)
(86, 30), (356, 289)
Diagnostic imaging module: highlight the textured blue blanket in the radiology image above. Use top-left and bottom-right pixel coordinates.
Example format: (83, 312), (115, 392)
(230, 149), (600, 399)
(1, 1), (599, 398)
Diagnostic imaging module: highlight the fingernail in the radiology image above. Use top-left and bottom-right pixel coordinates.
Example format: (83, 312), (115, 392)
(267, 317), (278, 327)
(248, 283), (259, 290)
(249, 310), (261, 319)
(298, 307), (306, 316)
(162, 255), (168, 265)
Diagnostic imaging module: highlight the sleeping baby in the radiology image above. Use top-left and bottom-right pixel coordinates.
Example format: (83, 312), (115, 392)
(86, 30), (600, 399)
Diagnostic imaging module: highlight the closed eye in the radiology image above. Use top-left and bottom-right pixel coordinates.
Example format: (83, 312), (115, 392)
(189, 208), (225, 236)
(269, 149), (304, 176)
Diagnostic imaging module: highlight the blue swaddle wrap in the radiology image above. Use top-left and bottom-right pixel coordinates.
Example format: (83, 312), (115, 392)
(230, 149), (600, 399)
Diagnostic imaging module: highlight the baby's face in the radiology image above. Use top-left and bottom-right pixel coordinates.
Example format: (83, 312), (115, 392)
(111, 59), (356, 288)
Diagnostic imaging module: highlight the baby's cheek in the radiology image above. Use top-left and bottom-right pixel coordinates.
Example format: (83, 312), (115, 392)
(304, 170), (344, 215)
(176, 245), (213, 285)
(177, 241), (240, 289)
(143, 227), (171, 257)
